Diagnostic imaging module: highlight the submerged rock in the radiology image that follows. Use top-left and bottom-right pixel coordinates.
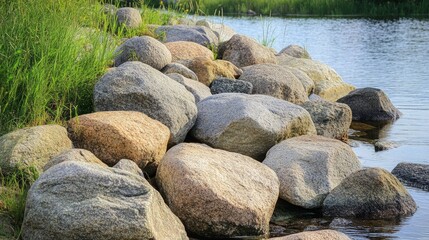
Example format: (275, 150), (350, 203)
(374, 140), (399, 151)
(323, 168), (417, 219)
(156, 143), (279, 238)
(270, 230), (351, 240)
(392, 162), (429, 191)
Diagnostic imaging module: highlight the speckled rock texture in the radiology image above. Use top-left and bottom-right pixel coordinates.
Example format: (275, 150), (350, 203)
(270, 230), (351, 240)
(263, 135), (361, 208)
(165, 41), (214, 61)
(43, 149), (107, 171)
(114, 36), (172, 69)
(323, 168), (417, 219)
(191, 93), (316, 160)
(239, 64), (308, 104)
(116, 7), (142, 28)
(392, 162), (429, 191)
(285, 66), (315, 95)
(0, 125), (72, 175)
(67, 111), (170, 174)
(113, 159), (145, 178)
(22, 161), (188, 240)
(156, 25), (219, 47)
(218, 34), (278, 67)
(162, 62), (198, 81)
(156, 143), (279, 238)
(196, 20), (236, 42)
(167, 73), (212, 103)
(94, 61), (197, 145)
(210, 78), (253, 94)
(278, 44), (312, 59)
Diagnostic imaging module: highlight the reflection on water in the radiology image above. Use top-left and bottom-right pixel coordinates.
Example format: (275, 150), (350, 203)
(207, 16), (429, 239)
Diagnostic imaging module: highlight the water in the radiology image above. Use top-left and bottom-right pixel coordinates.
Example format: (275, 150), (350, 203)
(208, 17), (429, 239)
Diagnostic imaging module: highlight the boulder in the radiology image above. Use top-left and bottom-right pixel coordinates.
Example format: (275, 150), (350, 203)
(323, 168), (417, 219)
(263, 135), (361, 209)
(165, 41), (214, 61)
(300, 100), (352, 140)
(191, 93), (316, 160)
(218, 34), (278, 67)
(94, 61), (197, 145)
(210, 78), (253, 94)
(0, 125), (72, 175)
(67, 111), (169, 174)
(156, 143), (279, 238)
(43, 149), (107, 171)
(196, 20), (236, 42)
(114, 36), (172, 69)
(392, 162), (429, 191)
(116, 7), (142, 28)
(270, 230), (351, 240)
(277, 56), (355, 101)
(113, 159), (144, 178)
(179, 57), (242, 86)
(285, 67), (315, 95)
(239, 64), (308, 104)
(156, 25), (218, 47)
(278, 45), (312, 59)
(337, 87), (402, 123)
(161, 62), (198, 81)
(167, 73), (212, 103)
(22, 161), (188, 240)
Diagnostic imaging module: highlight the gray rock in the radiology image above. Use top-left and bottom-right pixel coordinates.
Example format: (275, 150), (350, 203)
(300, 100), (352, 140)
(337, 87), (402, 123)
(0, 125), (72, 175)
(374, 140), (399, 151)
(102, 4), (117, 16)
(114, 36), (172, 69)
(156, 143), (279, 238)
(94, 61), (197, 146)
(116, 7), (142, 28)
(22, 161), (188, 240)
(323, 168), (417, 219)
(263, 135), (361, 209)
(270, 230), (351, 240)
(285, 67), (315, 95)
(239, 64), (308, 104)
(219, 34), (278, 67)
(162, 62), (198, 81)
(329, 218), (353, 227)
(392, 162), (429, 191)
(210, 78), (253, 94)
(167, 73), (212, 103)
(156, 25), (219, 47)
(113, 159), (144, 177)
(278, 44), (312, 59)
(196, 20), (236, 42)
(309, 93), (324, 102)
(191, 93), (316, 160)
(44, 149), (107, 171)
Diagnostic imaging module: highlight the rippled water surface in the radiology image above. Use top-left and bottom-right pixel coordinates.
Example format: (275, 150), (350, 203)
(208, 17), (429, 239)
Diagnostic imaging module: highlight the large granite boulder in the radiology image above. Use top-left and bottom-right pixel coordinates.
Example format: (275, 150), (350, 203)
(94, 61), (197, 145)
(392, 162), (429, 191)
(191, 93), (316, 160)
(337, 87), (401, 123)
(116, 7), (142, 28)
(67, 111), (169, 174)
(270, 230), (351, 240)
(285, 67), (315, 95)
(278, 56), (355, 101)
(179, 57), (242, 86)
(219, 34), (278, 67)
(156, 143), (279, 238)
(0, 125), (72, 175)
(165, 41), (214, 61)
(22, 161), (188, 240)
(300, 100), (352, 140)
(156, 25), (219, 47)
(263, 135), (361, 209)
(43, 149), (107, 171)
(114, 36), (172, 69)
(196, 20), (236, 42)
(323, 168), (417, 219)
(239, 64), (308, 104)
(167, 73), (212, 103)
(161, 62), (198, 81)
(278, 44), (312, 59)
(210, 78), (253, 94)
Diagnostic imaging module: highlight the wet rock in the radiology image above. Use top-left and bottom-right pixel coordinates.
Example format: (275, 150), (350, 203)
(0, 125), (72, 175)
(239, 64), (308, 104)
(44, 149), (107, 171)
(374, 140), (399, 151)
(300, 100), (352, 140)
(392, 162), (429, 191)
(114, 36), (172, 69)
(162, 62), (198, 81)
(167, 73), (212, 103)
(156, 143), (279, 238)
(156, 25), (219, 47)
(270, 230), (351, 240)
(337, 87), (402, 123)
(263, 135), (361, 209)
(116, 7), (142, 28)
(219, 34), (278, 67)
(94, 61), (197, 145)
(191, 93), (316, 160)
(22, 161), (188, 240)
(210, 78), (253, 94)
(165, 41), (214, 61)
(329, 218), (352, 227)
(278, 45), (312, 59)
(323, 168), (417, 219)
